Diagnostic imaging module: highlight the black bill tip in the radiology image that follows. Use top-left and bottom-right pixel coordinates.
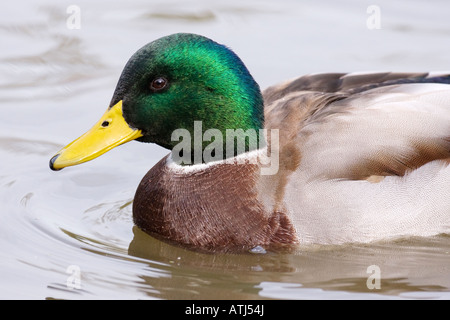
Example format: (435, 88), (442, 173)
(49, 154), (62, 171)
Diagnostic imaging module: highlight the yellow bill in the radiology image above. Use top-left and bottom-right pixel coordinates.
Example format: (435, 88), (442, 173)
(49, 100), (143, 171)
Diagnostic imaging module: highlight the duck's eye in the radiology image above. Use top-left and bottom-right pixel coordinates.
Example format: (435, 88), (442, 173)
(150, 77), (168, 92)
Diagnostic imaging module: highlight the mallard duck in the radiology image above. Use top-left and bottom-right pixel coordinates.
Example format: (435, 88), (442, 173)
(50, 33), (450, 252)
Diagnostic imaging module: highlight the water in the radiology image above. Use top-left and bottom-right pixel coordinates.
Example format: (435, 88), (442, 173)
(1, 0), (449, 300)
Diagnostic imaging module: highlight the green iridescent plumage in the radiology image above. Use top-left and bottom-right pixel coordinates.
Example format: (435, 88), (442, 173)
(111, 33), (264, 163)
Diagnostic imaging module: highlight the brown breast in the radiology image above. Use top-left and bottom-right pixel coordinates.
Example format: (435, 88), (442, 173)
(132, 155), (298, 252)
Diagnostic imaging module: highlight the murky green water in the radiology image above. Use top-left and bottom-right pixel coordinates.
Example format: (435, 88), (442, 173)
(1, 0), (449, 299)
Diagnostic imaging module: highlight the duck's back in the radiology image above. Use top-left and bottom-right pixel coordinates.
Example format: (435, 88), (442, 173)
(262, 72), (450, 245)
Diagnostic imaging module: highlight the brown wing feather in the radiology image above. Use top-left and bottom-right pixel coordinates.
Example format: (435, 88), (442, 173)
(263, 72), (450, 181)
(263, 72), (429, 105)
(345, 138), (450, 180)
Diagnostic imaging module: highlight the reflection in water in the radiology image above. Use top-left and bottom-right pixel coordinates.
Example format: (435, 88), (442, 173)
(129, 227), (450, 299)
(129, 226), (296, 273)
(129, 226), (296, 299)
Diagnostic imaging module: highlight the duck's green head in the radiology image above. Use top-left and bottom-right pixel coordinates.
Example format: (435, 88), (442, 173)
(50, 33), (264, 170)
